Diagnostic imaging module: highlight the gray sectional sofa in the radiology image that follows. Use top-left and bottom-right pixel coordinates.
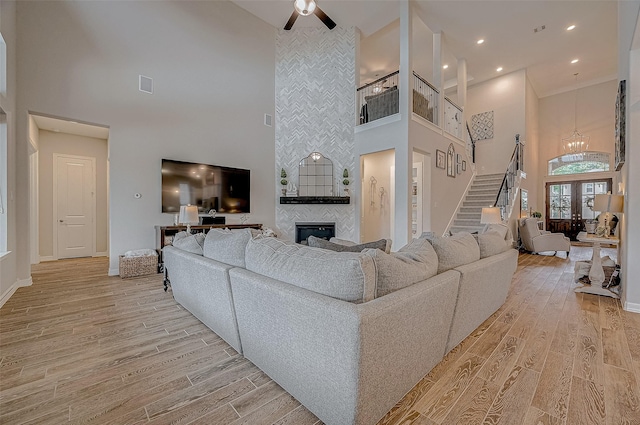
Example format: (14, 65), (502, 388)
(163, 228), (518, 425)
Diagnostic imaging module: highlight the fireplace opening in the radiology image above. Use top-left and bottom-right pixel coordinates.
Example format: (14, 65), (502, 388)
(295, 222), (336, 245)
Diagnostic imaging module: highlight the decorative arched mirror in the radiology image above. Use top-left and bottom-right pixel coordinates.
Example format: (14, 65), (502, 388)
(299, 152), (334, 196)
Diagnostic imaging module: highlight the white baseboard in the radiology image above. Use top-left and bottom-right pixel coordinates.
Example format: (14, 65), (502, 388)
(40, 256), (55, 262)
(0, 277), (32, 309)
(18, 277), (33, 287)
(623, 301), (640, 313)
(0, 282), (19, 308)
(94, 251), (108, 257)
(108, 267), (119, 276)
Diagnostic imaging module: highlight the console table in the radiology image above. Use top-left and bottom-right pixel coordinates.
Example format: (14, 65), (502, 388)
(575, 231), (619, 298)
(156, 224), (262, 291)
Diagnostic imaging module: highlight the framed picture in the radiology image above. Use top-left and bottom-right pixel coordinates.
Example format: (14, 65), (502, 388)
(462, 160), (466, 171)
(456, 153), (462, 165)
(447, 144), (455, 177)
(436, 150), (446, 169)
(457, 163), (463, 174)
(615, 80), (626, 171)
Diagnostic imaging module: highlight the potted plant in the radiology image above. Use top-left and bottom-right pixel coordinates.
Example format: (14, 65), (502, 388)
(342, 169), (350, 196)
(532, 211), (542, 219)
(280, 168), (287, 196)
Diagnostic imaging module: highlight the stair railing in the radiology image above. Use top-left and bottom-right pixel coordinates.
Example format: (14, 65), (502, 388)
(494, 134), (522, 221)
(465, 122), (476, 166)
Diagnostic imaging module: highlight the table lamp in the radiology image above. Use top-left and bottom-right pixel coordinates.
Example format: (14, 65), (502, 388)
(593, 193), (624, 238)
(480, 207), (502, 232)
(179, 205), (199, 233)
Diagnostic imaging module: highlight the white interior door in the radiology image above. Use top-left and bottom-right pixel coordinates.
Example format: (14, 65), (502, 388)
(54, 154), (95, 259)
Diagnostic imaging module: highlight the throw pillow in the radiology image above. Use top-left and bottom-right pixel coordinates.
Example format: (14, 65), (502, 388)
(244, 236), (376, 303)
(203, 228), (253, 267)
(423, 232), (480, 273)
(474, 231), (509, 259)
(330, 237), (392, 253)
(364, 238), (438, 298)
(172, 232), (205, 256)
(307, 236), (387, 253)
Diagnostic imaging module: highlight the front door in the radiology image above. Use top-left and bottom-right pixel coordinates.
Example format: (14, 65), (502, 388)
(55, 154), (95, 259)
(546, 178), (611, 240)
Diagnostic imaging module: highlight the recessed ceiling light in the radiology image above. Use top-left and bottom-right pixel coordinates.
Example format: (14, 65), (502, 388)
(571, 59), (579, 64)
(496, 67), (503, 72)
(477, 39), (485, 45)
(566, 25), (576, 31)
(443, 64), (449, 69)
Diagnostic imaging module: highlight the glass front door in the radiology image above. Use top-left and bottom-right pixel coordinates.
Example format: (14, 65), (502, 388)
(546, 178), (611, 240)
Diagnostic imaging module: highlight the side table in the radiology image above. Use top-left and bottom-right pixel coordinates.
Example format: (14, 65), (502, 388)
(575, 231), (619, 298)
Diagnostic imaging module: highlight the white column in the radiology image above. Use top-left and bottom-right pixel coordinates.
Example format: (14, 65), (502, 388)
(457, 58), (467, 126)
(433, 32), (444, 126)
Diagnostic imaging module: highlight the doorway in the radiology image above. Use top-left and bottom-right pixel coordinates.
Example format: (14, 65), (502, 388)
(28, 113), (109, 262)
(545, 178), (612, 240)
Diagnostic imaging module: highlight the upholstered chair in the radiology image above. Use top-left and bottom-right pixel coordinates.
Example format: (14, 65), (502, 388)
(519, 217), (570, 255)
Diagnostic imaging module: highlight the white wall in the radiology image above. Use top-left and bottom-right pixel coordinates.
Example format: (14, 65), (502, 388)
(523, 74), (540, 214)
(465, 69), (527, 175)
(361, 149), (395, 242)
(38, 130), (108, 258)
(16, 1), (276, 275)
(274, 27), (356, 242)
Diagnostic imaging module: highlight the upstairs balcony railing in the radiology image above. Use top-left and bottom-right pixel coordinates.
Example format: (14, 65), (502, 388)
(412, 72), (438, 126)
(444, 97), (463, 139)
(358, 71), (399, 125)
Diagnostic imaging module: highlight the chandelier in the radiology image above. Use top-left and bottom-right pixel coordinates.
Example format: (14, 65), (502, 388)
(562, 73), (589, 154)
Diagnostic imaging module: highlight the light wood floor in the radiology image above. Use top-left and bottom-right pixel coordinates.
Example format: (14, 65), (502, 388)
(1, 247), (638, 425)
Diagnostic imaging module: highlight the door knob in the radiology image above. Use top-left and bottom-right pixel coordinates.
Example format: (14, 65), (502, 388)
(59, 220), (64, 223)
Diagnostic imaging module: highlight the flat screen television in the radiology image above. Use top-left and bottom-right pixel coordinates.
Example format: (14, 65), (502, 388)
(161, 159), (250, 214)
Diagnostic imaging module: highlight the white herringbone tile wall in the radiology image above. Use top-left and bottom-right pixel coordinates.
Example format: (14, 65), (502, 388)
(275, 27), (357, 241)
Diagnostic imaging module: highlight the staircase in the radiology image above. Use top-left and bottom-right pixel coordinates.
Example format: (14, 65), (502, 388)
(449, 173), (504, 234)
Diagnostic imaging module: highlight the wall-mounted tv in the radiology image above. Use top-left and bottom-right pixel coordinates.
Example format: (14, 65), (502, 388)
(161, 159), (250, 214)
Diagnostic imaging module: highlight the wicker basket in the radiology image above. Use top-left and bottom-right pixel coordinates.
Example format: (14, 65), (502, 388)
(119, 254), (158, 279)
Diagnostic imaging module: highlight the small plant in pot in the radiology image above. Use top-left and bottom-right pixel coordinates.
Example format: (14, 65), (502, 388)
(342, 169), (350, 196)
(532, 211), (542, 219)
(280, 168), (287, 196)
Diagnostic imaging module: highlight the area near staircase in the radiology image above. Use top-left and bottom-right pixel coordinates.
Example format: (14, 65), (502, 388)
(450, 173), (504, 234)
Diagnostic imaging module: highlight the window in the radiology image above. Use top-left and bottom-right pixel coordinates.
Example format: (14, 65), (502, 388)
(548, 152), (610, 176)
(0, 109), (6, 252)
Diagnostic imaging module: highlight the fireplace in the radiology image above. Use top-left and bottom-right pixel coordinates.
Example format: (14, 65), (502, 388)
(295, 222), (336, 245)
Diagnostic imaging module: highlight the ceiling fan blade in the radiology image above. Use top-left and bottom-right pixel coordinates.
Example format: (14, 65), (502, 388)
(314, 6), (336, 30)
(284, 10), (299, 30)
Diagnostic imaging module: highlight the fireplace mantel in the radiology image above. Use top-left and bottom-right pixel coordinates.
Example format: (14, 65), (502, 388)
(279, 196), (350, 205)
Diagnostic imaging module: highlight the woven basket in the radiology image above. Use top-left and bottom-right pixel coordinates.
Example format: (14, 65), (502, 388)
(119, 254), (158, 279)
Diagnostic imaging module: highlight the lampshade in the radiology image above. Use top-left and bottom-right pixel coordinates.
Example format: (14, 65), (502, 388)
(480, 207), (502, 224)
(179, 205), (199, 225)
(593, 194), (624, 213)
(294, 0), (316, 16)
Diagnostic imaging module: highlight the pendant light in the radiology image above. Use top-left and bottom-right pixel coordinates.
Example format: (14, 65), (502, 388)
(562, 73), (589, 154)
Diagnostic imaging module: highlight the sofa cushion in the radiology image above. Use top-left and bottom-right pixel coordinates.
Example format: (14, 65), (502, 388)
(172, 232), (205, 255)
(203, 228), (253, 267)
(424, 232), (480, 273)
(244, 236), (376, 303)
(308, 236), (387, 253)
(364, 238), (438, 298)
(330, 237), (392, 253)
(475, 231), (510, 259)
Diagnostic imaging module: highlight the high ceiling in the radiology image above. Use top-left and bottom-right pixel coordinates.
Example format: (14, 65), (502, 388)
(232, 0), (619, 98)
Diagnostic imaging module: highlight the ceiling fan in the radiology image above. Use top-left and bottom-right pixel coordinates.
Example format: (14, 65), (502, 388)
(284, 0), (336, 31)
